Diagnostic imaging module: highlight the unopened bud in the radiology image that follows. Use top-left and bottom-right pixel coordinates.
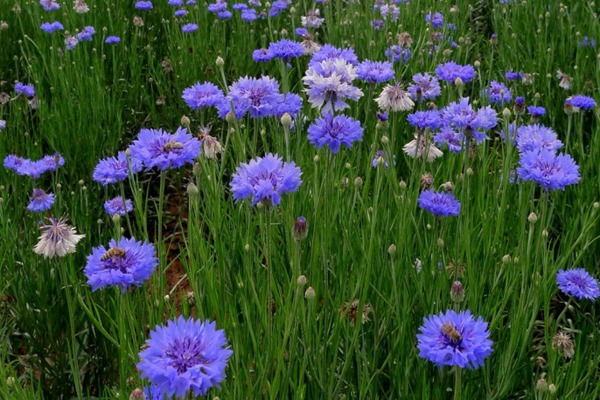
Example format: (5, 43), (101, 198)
(181, 115), (191, 127)
(6, 376), (15, 388)
(187, 182), (199, 196)
(502, 254), (511, 264)
(313, 154), (319, 163)
(216, 56), (224, 67)
(354, 177), (363, 188)
(112, 214), (121, 224)
(437, 237), (444, 247)
(454, 77), (464, 87)
(441, 181), (453, 192)
(399, 180), (407, 190)
(305, 286), (315, 300)
(225, 111), (236, 123)
(474, 60), (480, 68)
(388, 244), (397, 256)
(466, 167), (473, 176)
(450, 281), (465, 303)
(502, 108), (511, 119)
(548, 384), (556, 394)
(129, 388), (144, 400)
(186, 291), (195, 306)
(341, 177), (349, 187)
(536, 378), (548, 392)
(244, 243), (250, 252)
(381, 135), (389, 144)
(280, 112), (292, 128)
(528, 212), (538, 224)
(297, 275), (307, 287)
(292, 216), (308, 241)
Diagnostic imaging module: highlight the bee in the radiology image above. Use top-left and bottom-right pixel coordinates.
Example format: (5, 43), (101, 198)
(163, 141), (184, 151)
(101, 247), (126, 261)
(440, 322), (462, 343)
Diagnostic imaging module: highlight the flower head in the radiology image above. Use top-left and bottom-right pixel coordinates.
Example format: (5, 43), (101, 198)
(486, 80), (512, 105)
(182, 23), (198, 33)
(407, 73), (441, 101)
(435, 61), (476, 84)
(556, 268), (600, 301)
(27, 188), (55, 213)
(269, 39), (304, 61)
(565, 95), (596, 111)
(40, 0), (60, 11)
(77, 25), (95, 41)
(417, 309), (493, 369)
(182, 82), (227, 111)
(309, 44), (358, 66)
(135, 1), (153, 10)
(130, 127), (201, 170)
(356, 60), (395, 84)
(104, 196), (133, 217)
(515, 124), (562, 153)
(41, 21), (64, 33)
(93, 151), (143, 186)
(84, 237), (158, 292)
(105, 36), (121, 44)
(418, 190), (460, 217)
(307, 113), (363, 154)
(224, 76), (283, 118)
(15, 82), (35, 97)
(516, 149), (580, 191)
(137, 316), (233, 398)
(230, 153), (302, 206)
(375, 83), (414, 112)
(34, 218), (85, 258)
(403, 134), (443, 162)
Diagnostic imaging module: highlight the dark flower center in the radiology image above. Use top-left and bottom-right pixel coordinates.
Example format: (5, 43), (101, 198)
(165, 336), (206, 374)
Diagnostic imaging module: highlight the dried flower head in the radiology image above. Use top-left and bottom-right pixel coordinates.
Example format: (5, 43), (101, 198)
(552, 331), (574, 358)
(33, 217), (85, 258)
(340, 299), (372, 326)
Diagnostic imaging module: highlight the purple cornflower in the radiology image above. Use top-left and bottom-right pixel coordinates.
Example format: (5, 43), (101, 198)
(84, 237), (158, 292)
(207, 0), (227, 12)
(174, 9), (188, 17)
(515, 124), (562, 153)
(252, 48), (274, 63)
(435, 61), (476, 84)
(269, 39), (304, 61)
(556, 268), (600, 301)
(516, 149), (580, 191)
(417, 309), (493, 369)
(168, 0), (183, 5)
(270, 0), (290, 17)
(104, 196), (133, 217)
(137, 317), (233, 398)
(3, 155), (31, 175)
(182, 23), (199, 33)
(408, 73), (441, 101)
(434, 126), (463, 153)
(34, 218), (85, 258)
(93, 151), (143, 186)
(15, 82), (35, 98)
(225, 76), (283, 118)
(527, 106), (546, 119)
(425, 12), (444, 28)
(77, 26), (95, 41)
(418, 190), (461, 217)
(372, 150), (393, 168)
(241, 8), (258, 21)
(505, 71), (523, 81)
(440, 97), (497, 143)
(40, 21), (64, 33)
(303, 58), (363, 114)
(40, 0), (60, 11)
(275, 93), (303, 118)
(232, 3), (248, 10)
(135, 1), (153, 10)
(295, 27), (309, 37)
(307, 113), (363, 154)
(182, 82), (227, 111)
(129, 127), (201, 170)
(407, 110), (442, 131)
(105, 36), (121, 44)
(230, 153), (302, 206)
(486, 80), (512, 105)
(301, 9), (324, 28)
(65, 35), (79, 50)
(27, 188), (55, 213)
(578, 36), (596, 48)
(565, 95), (596, 110)
(309, 44), (359, 66)
(384, 44), (411, 64)
(356, 60), (395, 84)
(217, 10), (233, 19)
(0, 120), (5, 131)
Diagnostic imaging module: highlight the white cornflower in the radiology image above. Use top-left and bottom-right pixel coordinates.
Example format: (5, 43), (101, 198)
(403, 134), (443, 162)
(73, 0), (90, 13)
(375, 83), (415, 112)
(34, 218), (85, 258)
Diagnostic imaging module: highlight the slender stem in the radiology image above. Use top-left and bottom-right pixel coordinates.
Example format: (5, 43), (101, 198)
(454, 366), (462, 400)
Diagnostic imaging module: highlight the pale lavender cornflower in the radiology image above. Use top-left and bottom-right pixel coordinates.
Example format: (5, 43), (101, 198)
(515, 124), (563, 153)
(425, 12), (444, 28)
(73, 0), (90, 13)
(182, 23), (198, 33)
(93, 151), (143, 186)
(407, 73), (441, 101)
(440, 97), (497, 144)
(40, 0), (60, 11)
(182, 82), (227, 111)
(309, 44), (359, 66)
(417, 309), (493, 368)
(27, 188), (55, 213)
(174, 9), (188, 17)
(77, 26), (95, 41)
(224, 76), (283, 118)
(407, 110), (442, 131)
(384, 44), (411, 64)
(104, 196), (133, 217)
(433, 126), (462, 153)
(556, 268), (600, 301)
(356, 60), (395, 84)
(486, 80), (512, 105)
(15, 82), (35, 98)
(303, 58), (363, 114)
(375, 83), (414, 112)
(307, 113), (363, 153)
(137, 317), (233, 398)
(435, 61), (476, 84)
(230, 153), (302, 206)
(252, 48), (274, 63)
(65, 35), (79, 50)
(129, 127), (201, 170)
(301, 9), (324, 28)
(516, 149), (580, 191)
(33, 217), (85, 258)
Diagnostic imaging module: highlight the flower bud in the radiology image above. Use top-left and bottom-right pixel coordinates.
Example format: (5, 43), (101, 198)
(305, 286), (315, 300)
(354, 177), (363, 188)
(381, 135), (389, 144)
(292, 216), (308, 242)
(502, 254), (511, 264)
(548, 384), (556, 394)
(528, 212), (538, 224)
(388, 244), (397, 256)
(181, 115), (191, 128)
(536, 378), (548, 392)
(437, 237), (444, 248)
(187, 182), (199, 196)
(280, 112), (292, 128)
(216, 56), (224, 67)
(225, 111), (236, 123)
(450, 281), (465, 303)
(129, 388), (144, 400)
(297, 275), (307, 287)
(454, 77), (464, 87)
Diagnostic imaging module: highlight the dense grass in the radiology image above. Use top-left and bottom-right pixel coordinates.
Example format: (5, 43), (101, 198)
(1, 0), (599, 398)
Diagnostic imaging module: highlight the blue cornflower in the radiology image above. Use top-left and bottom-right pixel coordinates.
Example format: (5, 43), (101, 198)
(77, 26), (95, 41)
(41, 21), (64, 33)
(516, 149), (580, 191)
(433, 126), (462, 153)
(65, 35), (79, 50)
(307, 113), (363, 154)
(168, 0), (183, 5)
(384, 45), (411, 64)
(527, 106), (546, 119)
(130, 127), (201, 170)
(407, 110), (442, 131)
(269, 39), (304, 61)
(182, 23), (199, 32)
(207, 0), (227, 12)
(505, 71), (523, 81)
(223, 76), (283, 118)
(27, 188), (55, 213)
(0, 120), (5, 131)
(252, 48), (274, 63)
(174, 9), (188, 17)
(556, 268), (600, 301)
(217, 10), (233, 19)
(270, 0), (290, 17)
(417, 309), (493, 369)
(515, 124), (562, 153)
(303, 58), (364, 114)
(105, 36), (121, 44)
(104, 196), (133, 217)
(435, 61), (476, 84)
(356, 60), (395, 84)
(40, 0), (60, 11)
(232, 3), (248, 10)
(309, 44), (359, 66)
(565, 95), (596, 110)
(84, 237), (158, 292)
(15, 82), (35, 97)
(487, 80), (512, 105)
(241, 8), (258, 21)
(3, 155), (31, 175)
(93, 151), (143, 186)
(182, 82), (227, 111)
(407, 73), (441, 101)
(135, 1), (153, 10)
(230, 153), (302, 206)
(295, 27), (309, 37)
(440, 98), (497, 143)
(418, 190), (461, 217)
(275, 93), (303, 118)
(425, 12), (444, 28)
(138, 317), (233, 398)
